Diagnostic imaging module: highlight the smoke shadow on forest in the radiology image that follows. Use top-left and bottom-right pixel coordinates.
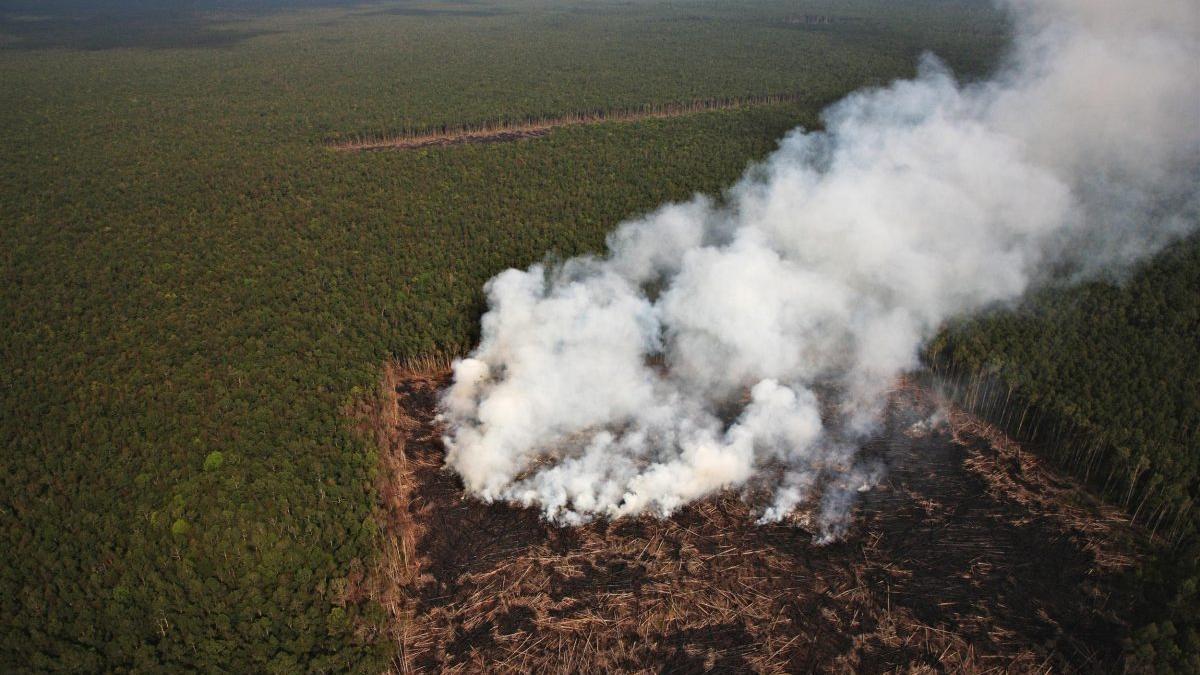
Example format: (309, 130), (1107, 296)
(0, 0), (511, 49)
(361, 4), (508, 19)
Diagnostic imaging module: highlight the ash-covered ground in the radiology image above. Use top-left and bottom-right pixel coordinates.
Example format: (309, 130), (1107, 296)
(369, 371), (1145, 674)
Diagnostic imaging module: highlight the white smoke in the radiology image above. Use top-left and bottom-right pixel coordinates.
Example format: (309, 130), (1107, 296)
(439, 0), (1200, 538)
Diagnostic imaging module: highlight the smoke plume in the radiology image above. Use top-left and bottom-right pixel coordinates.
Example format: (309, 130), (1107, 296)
(440, 0), (1199, 539)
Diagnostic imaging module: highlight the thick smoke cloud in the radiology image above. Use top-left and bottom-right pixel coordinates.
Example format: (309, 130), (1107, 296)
(440, 0), (1199, 538)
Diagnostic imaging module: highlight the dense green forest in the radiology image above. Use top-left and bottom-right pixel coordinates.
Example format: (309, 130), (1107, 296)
(928, 234), (1200, 673)
(0, 0), (1012, 670)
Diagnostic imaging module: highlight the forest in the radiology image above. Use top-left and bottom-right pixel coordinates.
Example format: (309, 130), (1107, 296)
(2, 0), (1194, 672)
(0, 0), (1010, 670)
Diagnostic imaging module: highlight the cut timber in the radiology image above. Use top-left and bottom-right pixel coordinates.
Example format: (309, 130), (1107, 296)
(363, 367), (1148, 673)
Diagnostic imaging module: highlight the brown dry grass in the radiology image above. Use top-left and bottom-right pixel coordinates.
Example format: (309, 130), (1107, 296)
(351, 366), (1146, 674)
(329, 93), (805, 152)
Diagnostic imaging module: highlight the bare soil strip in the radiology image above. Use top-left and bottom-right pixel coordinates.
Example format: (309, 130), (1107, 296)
(360, 368), (1146, 673)
(329, 93), (806, 152)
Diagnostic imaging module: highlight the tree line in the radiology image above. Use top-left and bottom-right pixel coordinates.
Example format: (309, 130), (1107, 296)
(926, 234), (1200, 673)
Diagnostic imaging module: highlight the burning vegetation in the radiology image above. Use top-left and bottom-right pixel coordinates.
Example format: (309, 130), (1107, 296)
(358, 364), (1147, 673)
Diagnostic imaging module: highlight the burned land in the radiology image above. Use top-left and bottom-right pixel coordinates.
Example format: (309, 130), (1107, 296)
(361, 367), (1147, 674)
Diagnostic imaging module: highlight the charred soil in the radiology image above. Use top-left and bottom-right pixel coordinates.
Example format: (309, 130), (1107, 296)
(363, 368), (1146, 673)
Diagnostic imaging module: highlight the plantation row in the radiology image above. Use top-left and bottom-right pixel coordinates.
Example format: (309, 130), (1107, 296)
(330, 92), (810, 151)
(926, 234), (1200, 673)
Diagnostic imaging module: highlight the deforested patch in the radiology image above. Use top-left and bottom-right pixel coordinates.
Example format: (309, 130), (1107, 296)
(369, 366), (1147, 673)
(328, 93), (806, 152)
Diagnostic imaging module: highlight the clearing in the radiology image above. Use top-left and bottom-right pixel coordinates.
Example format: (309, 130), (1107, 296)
(359, 368), (1146, 673)
(330, 94), (805, 152)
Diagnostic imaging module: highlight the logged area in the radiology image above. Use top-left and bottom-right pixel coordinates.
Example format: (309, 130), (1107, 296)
(368, 370), (1145, 672)
(3, 0), (1196, 671)
(331, 94), (807, 151)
